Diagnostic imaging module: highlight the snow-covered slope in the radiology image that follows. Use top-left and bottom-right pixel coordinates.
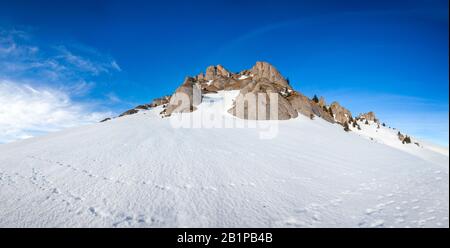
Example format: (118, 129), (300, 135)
(349, 119), (449, 167)
(0, 92), (448, 227)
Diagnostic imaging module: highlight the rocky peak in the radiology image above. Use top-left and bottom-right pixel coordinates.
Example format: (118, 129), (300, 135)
(330, 102), (352, 125)
(160, 77), (202, 117)
(250, 61), (290, 88)
(318, 96), (326, 108)
(114, 62), (376, 127)
(204, 64), (231, 81)
(358, 111), (378, 123)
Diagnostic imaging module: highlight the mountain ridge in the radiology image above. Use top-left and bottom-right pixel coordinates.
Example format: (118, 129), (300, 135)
(115, 61), (417, 145)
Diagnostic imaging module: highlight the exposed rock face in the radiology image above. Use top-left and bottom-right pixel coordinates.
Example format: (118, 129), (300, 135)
(195, 65), (250, 92)
(318, 96), (326, 108)
(119, 108), (139, 117)
(162, 77), (202, 117)
(250, 61), (291, 90)
(397, 131), (413, 144)
(287, 92), (334, 123)
(226, 62), (306, 120)
(358, 111), (379, 123)
(117, 95), (171, 118)
(330, 102), (352, 125)
(115, 61), (380, 126)
(159, 62), (341, 121)
(135, 104), (151, 110)
(149, 96), (170, 108)
(228, 79), (298, 120)
(205, 65), (231, 80)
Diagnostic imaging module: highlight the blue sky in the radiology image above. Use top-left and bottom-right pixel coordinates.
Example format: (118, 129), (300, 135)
(0, 0), (448, 146)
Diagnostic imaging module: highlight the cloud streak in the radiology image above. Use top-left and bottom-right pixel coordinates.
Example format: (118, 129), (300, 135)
(0, 28), (121, 84)
(0, 80), (113, 144)
(0, 27), (120, 143)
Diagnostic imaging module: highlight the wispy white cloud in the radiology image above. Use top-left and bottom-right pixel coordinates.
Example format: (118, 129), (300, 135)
(0, 80), (113, 144)
(55, 46), (121, 76)
(110, 60), (122, 72)
(0, 27), (121, 143)
(0, 28), (121, 83)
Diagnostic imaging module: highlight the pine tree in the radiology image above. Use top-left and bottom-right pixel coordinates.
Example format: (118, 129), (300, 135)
(403, 136), (411, 144)
(365, 120), (369, 125)
(310, 113), (314, 120)
(343, 122), (350, 132)
(312, 95), (319, 103)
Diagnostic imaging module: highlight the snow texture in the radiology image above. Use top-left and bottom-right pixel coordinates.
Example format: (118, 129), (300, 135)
(0, 92), (448, 227)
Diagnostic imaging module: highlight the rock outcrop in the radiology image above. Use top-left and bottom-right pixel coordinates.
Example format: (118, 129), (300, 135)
(149, 96), (170, 108)
(116, 95), (171, 118)
(250, 61), (291, 90)
(113, 61), (381, 127)
(228, 79), (298, 120)
(161, 77), (201, 117)
(330, 102), (353, 125)
(204, 65), (231, 80)
(119, 108), (139, 117)
(100, 118), (111, 123)
(318, 96), (326, 108)
(287, 92), (334, 123)
(358, 111), (379, 123)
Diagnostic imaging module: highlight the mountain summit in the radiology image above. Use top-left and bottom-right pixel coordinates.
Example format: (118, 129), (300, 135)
(118, 62), (396, 135)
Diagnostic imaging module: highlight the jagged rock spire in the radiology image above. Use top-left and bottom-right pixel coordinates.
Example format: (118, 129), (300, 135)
(330, 102), (352, 125)
(358, 111), (379, 123)
(204, 64), (231, 80)
(250, 61), (290, 88)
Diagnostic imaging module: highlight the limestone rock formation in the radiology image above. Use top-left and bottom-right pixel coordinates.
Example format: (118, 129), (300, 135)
(330, 102), (353, 125)
(358, 111), (379, 123)
(205, 65), (231, 80)
(287, 92), (334, 123)
(119, 108), (139, 117)
(228, 79), (298, 120)
(250, 61), (291, 90)
(161, 77), (202, 117)
(149, 96), (170, 108)
(318, 96), (326, 108)
(114, 61), (382, 127)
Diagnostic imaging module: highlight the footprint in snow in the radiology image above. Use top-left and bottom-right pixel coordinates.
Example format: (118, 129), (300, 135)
(112, 216), (133, 227)
(88, 207), (108, 218)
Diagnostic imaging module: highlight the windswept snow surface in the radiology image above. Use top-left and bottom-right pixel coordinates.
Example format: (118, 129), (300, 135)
(0, 92), (448, 227)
